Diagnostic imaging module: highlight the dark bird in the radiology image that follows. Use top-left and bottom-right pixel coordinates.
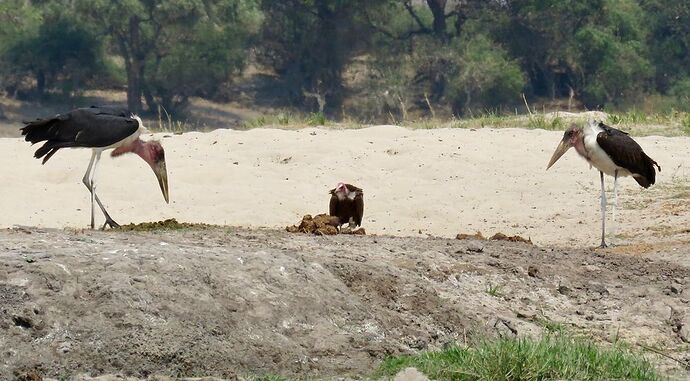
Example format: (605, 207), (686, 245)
(329, 182), (364, 231)
(21, 106), (169, 229)
(547, 120), (660, 247)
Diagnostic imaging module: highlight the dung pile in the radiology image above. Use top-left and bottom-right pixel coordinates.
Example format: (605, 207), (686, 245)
(117, 218), (214, 231)
(286, 214), (366, 235)
(456, 231), (531, 244)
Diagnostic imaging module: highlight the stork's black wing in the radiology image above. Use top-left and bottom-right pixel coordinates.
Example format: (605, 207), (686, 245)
(21, 107), (139, 164)
(596, 122), (661, 188)
(86, 105), (130, 118)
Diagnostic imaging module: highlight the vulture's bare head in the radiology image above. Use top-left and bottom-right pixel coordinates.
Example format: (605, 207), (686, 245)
(333, 182), (348, 200)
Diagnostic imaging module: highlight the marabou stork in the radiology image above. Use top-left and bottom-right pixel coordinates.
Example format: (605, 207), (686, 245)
(547, 120), (660, 247)
(21, 106), (169, 229)
(329, 182), (364, 231)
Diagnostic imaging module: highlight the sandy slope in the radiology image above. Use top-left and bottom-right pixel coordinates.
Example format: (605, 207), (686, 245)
(1, 126), (688, 246)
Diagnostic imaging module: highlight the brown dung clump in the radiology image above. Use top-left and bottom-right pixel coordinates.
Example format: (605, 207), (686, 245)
(456, 231), (486, 240)
(456, 231), (531, 244)
(117, 218), (214, 231)
(490, 232), (532, 244)
(286, 214), (366, 235)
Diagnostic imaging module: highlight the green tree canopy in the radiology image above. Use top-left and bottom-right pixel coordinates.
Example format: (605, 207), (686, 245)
(75, 0), (261, 114)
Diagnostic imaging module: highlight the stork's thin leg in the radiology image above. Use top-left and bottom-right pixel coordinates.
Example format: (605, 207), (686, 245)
(599, 171), (607, 248)
(82, 152), (97, 229)
(81, 152), (119, 229)
(612, 169), (619, 243)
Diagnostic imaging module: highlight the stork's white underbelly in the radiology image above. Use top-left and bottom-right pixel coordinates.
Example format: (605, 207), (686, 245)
(583, 134), (631, 177)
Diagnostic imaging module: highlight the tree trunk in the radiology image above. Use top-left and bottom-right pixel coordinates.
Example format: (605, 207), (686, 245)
(126, 60), (143, 113)
(313, 0), (350, 112)
(426, 0), (448, 42)
(125, 16), (144, 113)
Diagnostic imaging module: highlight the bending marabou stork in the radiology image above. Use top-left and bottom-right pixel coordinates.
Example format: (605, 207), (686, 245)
(546, 120), (660, 247)
(329, 182), (364, 231)
(21, 106), (169, 229)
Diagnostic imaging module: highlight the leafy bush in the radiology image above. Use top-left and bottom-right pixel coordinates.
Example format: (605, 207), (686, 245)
(447, 35), (525, 115)
(3, 9), (107, 96)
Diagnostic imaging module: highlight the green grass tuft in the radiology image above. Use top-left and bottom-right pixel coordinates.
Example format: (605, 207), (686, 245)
(374, 334), (662, 381)
(485, 283), (503, 297)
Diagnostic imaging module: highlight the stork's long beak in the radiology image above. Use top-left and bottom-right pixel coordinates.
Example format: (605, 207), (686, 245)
(546, 140), (572, 170)
(152, 160), (169, 203)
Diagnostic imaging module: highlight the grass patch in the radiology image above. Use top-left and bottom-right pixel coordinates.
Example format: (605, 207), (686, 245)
(374, 334), (662, 381)
(241, 111), (333, 129)
(116, 218), (217, 231)
(485, 283), (503, 297)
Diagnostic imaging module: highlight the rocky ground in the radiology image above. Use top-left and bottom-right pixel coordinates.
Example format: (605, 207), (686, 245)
(2, 226), (689, 380)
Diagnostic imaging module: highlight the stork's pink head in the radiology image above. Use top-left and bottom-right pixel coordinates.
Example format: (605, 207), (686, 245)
(113, 139), (169, 203)
(143, 140), (169, 204)
(546, 124), (583, 170)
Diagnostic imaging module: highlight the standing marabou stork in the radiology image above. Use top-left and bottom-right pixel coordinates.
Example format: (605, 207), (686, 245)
(329, 182), (364, 231)
(546, 120), (660, 247)
(21, 105), (169, 229)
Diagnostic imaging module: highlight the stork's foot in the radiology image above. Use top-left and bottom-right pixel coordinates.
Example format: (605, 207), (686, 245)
(101, 218), (120, 230)
(599, 241), (608, 249)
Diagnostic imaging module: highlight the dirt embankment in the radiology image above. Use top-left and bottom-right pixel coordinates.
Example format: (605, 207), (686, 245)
(1, 227), (689, 380)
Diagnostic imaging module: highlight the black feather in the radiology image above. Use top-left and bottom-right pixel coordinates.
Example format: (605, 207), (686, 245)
(596, 122), (660, 188)
(21, 106), (139, 164)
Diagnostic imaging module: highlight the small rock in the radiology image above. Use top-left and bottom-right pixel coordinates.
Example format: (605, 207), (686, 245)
(493, 318), (518, 337)
(57, 341), (71, 354)
(665, 285), (682, 295)
(466, 243), (484, 253)
(679, 317), (690, 343)
(516, 310), (536, 319)
(527, 265), (539, 278)
(393, 367), (431, 381)
(557, 285), (571, 295)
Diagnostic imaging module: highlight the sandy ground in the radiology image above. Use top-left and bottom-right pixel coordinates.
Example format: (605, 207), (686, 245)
(2, 125), (690, 380)
(1, 126), (688, 247)
(2, 228), (689, 381)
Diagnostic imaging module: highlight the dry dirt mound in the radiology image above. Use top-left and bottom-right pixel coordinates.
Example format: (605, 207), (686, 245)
(1, 227), (689, 380)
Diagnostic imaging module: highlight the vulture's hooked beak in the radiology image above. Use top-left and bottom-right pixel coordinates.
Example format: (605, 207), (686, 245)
(546, 139), (572, 170)
(152, 159), (169, 203)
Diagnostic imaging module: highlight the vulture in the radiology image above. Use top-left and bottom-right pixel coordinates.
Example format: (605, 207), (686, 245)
(329, 182), (364, 230)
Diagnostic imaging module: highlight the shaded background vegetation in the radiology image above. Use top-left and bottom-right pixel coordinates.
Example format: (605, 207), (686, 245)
(1, 0), (689, 121)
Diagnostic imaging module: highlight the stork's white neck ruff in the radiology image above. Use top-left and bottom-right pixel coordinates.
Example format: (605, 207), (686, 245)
(580, 121), (631, 178)
(99, 114), (146, 152)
